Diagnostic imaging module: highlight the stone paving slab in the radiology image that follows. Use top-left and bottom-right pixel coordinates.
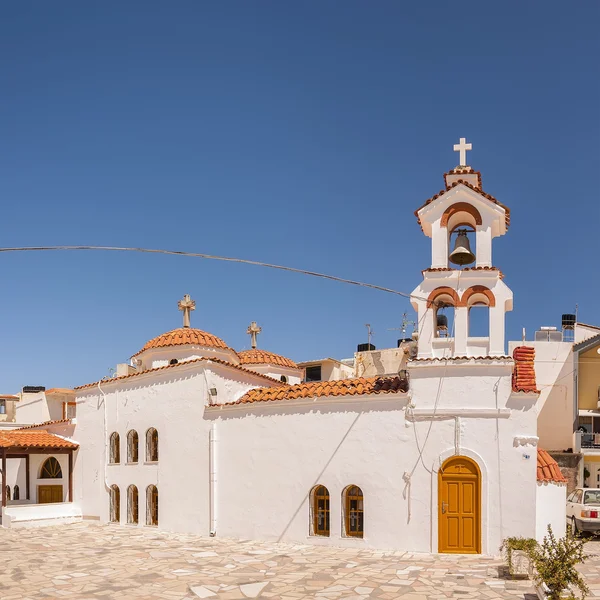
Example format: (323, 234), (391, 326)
(0, 522), (596, 599)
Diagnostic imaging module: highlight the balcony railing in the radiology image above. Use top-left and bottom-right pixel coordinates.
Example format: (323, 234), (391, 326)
(574, 431), (600, 450)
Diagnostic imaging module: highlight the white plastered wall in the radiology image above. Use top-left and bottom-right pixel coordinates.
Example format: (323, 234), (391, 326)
(213, 361), (538, 554)
(509, 340), (574, 452)
(536, 482), (567, 540)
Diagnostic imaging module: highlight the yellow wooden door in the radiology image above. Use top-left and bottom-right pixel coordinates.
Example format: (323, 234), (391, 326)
(38, 485), (63, 504)
(438, 456), (481, 553)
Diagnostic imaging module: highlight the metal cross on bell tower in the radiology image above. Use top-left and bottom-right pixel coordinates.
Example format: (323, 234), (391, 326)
(246, 321), (262, 349)
(178, 294), (196, 328)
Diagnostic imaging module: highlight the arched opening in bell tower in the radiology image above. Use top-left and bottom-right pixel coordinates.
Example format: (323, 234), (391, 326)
(463, 286), (495, 350)
(441, 203), (482, 269)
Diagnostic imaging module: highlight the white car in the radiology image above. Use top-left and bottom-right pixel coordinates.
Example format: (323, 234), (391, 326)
(566, 488), (600, 534)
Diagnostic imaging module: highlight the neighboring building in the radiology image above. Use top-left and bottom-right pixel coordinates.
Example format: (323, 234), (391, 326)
(0, 394), (18, 423)
(0, 140), (568, 555)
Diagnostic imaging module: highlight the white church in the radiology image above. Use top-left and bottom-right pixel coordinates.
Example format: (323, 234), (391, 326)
(0, 139), (569, 555)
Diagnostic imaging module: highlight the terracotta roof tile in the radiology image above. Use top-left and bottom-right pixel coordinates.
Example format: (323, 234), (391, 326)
(238, 349), (298, 369)
(15, 419), (72, 430)
(0, 430), (78, 449)
(415, 180), (510, 230)
(219, 376), (408, 406)
(512, 346), (539, 393)
(410, 356), (511, 362)
(537, 449), (567, 483)
(443, 167), (483, 189)
(0, 394), (19, 400)
(422, 266), (505, 279)
(132, 327), (234, 358)
(75, 357), (287, 390)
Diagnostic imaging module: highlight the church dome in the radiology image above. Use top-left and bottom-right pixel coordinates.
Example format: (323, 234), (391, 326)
(238, 349), (298, 369)
(132, 328), (233, 358)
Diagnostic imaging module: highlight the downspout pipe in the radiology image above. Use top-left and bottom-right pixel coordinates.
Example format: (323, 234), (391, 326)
(209, 422), (217, 536)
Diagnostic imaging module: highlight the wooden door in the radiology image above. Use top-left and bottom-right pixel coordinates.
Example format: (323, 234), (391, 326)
(38, 485), (63, 504)
(438, 456), (481, 553)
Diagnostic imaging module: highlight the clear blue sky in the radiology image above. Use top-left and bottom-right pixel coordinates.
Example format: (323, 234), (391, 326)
(1, 2), (598, 391)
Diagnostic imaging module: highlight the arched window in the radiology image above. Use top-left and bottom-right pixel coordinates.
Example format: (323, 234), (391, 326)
(428, 288), (459, 340)
(146, 485), (158, 526)
(40, 457), (63, 479)
(6, 485), (10, 501)
(343, 485), (364, 538)
(127, 430), (139, 463)
(280, 375), (288, 383)
(127, 485), (138, 524)
(310, 485), (330, 537)
(13, 485), (19, 500)
(463, 286), (495, 339)
(146, 428), (158, 462)
(169, 358), (178, 365)
(110, 485), (120, 523)
(109, 432), (120, 464)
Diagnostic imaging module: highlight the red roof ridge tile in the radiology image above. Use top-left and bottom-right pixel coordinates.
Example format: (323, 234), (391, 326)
(15, 419), (72, 430)
(537, 449), (567, 484)
(410, 355), (512, 362)
(512, 346), (539, 393)
(75, 357), (288, 391)
(214, 375), (408, 407)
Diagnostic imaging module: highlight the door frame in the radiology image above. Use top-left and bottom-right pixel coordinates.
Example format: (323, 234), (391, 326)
(436, 450), (485, 554)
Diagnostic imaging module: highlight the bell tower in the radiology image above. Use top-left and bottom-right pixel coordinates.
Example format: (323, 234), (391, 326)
(410, 139), (513, 359)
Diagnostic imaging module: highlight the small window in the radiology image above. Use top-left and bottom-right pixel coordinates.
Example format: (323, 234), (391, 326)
(305, 366), (322, 382)
(109, 432), (120, 464)
(145, 428), (158, 462)
(310, 485), (330, 537)
(110, 485), (120, 523)
(63, 402), (76, 419)
(40, 457), (63, 479)
(127, 485), (139, 524)
(146, 485), (158, 526)
(280, 375), (288, 383)
(13, 485), (19, 500)
(0, 400), (6, 414)
(127, 430), (139, 463)
(343, 485), (364, 538)
(6, 485), (10, 501)
(169, 359), (178, 365)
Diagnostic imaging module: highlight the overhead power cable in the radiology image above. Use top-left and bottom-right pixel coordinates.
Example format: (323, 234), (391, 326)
(0, 245), (430, 303)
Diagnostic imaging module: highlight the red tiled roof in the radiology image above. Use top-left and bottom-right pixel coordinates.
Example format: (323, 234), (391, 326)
(220, 376), (408, 406)
(238, 349), (298, 369)
(0, 430), (78, 449)
(415, 180), (511, 230)
(15, 419), (71, 431)
(0, 394), (19, 400)
(75, 357), (288, 390)
(132, 327), (234, 358)
(443, 167), (483, 189)
(512, 346), (539, 393)
(537, 449), (567, 483)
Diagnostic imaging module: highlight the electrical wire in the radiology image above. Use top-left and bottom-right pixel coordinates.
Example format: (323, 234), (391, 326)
(0, 245), (435, 304)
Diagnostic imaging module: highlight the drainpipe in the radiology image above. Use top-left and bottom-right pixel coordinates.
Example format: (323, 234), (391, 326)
(209, 422), (217, 536)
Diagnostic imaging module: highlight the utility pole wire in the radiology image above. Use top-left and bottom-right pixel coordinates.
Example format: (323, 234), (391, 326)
(0, 244), (432, 303)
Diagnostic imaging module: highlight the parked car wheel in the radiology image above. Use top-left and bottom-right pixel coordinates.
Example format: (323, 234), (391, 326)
(572, 516), (579, 535)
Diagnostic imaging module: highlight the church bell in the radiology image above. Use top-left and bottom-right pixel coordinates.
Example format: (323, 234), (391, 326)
(449, 230), (476, 266)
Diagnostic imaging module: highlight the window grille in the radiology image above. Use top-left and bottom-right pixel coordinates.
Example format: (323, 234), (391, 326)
(311, 485), (330, 536)
(110, 485), (120, 523)
(146, 485), (158, 526)
(40, 457), (62, 479)
(127, 485), (138, 524)
(146, 428), (158, 462)
(109, 433), (120, 464)
(127, 430), (139, 463)
(344, 485), (364, 538)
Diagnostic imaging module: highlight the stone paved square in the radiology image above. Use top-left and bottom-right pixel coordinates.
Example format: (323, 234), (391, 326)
(1, 522), (599, 599)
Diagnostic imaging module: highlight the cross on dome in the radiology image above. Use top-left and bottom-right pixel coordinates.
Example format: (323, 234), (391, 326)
(246, 321), (262, 349)
(453, 137), (472, 167)
(177, 294), (196, 328)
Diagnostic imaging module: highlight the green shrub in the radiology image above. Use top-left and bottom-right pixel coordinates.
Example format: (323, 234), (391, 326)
(531, 525), (589, 600)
